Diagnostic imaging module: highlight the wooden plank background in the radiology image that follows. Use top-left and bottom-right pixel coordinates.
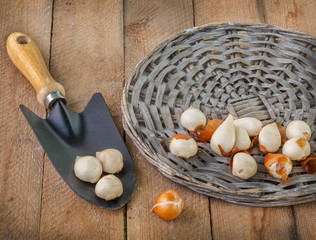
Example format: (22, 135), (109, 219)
(0, 0), (315, 239)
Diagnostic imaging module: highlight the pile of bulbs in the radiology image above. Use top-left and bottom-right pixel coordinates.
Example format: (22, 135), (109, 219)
(74, 149), (124, 200)
(169, 107), (315, 182)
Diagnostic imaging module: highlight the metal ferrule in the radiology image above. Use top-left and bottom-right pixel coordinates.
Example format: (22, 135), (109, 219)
(44, 91), (67, 109)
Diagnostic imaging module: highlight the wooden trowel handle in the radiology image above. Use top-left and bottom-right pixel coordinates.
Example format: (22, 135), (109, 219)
(6, 32), (66, 108)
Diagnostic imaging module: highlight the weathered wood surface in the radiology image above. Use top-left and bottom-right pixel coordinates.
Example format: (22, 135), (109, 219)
(0, 0), (315, 239)
(0, 1), (52, 239)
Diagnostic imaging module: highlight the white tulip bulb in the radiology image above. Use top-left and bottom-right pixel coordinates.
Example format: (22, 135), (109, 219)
(232, 152), (258, 179)
(286, 120), (311, 141)
(259, 123), (281, 153)
(74, 156), (102, 183)
(282, 137), (311, 161)
(234, 127), (251, 150)
(169, 134), (198, 159)
(210, 114), (236, 156)
(233, 117), (263, 137)
(95, 175), (123, 201)
(180, 107), (206, 132)
(96, 149), (124, 174)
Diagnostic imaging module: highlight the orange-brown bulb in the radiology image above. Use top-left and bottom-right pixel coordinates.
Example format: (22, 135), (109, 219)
(300, 155), (316, 174)
(151, 190), (184, 221)
(196, 119), (223, 142)
(264, 153), (293, 183)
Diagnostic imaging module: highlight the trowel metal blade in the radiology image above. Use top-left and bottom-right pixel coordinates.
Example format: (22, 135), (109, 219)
(20, 93), (136, 209)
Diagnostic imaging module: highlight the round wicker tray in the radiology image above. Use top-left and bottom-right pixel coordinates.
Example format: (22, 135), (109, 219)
(122, 23), (316, 207)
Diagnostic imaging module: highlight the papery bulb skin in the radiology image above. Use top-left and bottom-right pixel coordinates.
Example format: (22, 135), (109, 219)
(264, 153), (293, 182)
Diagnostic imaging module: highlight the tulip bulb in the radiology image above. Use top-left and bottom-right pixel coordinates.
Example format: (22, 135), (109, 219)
(180, 106), (206, 132)
(286, 120), (311, 141)
(152, 190), (184, 221)
(233, 117), (263, 136)
(259, 122), (281, 153)
(210, 114), (236, 156)
(169, 134), (198, 158)
(264, 153), (293, 182)
(234, 127), (251, 150)
(96, 149), (124, 174)
(282, 137), (311, 161)
(300, 155), (316, 174)
(74, 156), (102, 183)
(231, 152), (257, 179)
(196, 119), (223, 142)
(95, 175), (123, 201)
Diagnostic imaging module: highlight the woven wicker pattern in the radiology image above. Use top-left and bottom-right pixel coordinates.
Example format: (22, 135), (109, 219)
(122, 23), (316, 207)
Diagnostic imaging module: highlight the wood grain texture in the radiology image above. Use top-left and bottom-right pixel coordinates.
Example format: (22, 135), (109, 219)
(39, 0), (125, 239)
(293, 201), (316, 240)
(194, 0), (262, 25)
(209, 200), (296, 240)
(193, 1), (297, 240)
(124, 0), (211, 239)
(0, 0), (52, 239)
(263, 0), (316, 36)
(262, 1), (316, 239)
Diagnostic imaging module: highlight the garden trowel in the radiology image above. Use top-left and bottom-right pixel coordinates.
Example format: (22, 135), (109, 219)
(6, 32), (136, 209)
